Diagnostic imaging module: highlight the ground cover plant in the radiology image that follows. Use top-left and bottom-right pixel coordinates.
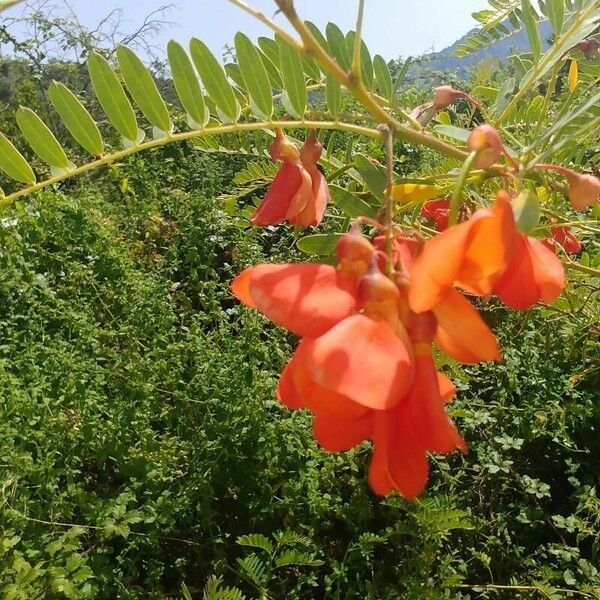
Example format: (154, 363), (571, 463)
(0, 0), (599, 597)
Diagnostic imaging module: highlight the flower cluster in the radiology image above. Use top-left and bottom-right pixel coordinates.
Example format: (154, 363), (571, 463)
(232, 190), (566, 498)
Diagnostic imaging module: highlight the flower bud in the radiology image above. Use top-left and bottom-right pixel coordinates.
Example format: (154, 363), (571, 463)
(566, 172), (600, 212)
(269, 129), (299, 162)
(336, 226), (375, 280)
(357, 258), (400, 323)
(433, 86), (480, 110)
(467, 124), (503, 169)
(299, 130), (323, 165)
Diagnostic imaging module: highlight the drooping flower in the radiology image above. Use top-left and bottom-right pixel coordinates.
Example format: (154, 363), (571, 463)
(409, 191), (565, 312)
(421, 198), (450, 231)
(250, 130), (329, 227)
(433, 86), (480, 111)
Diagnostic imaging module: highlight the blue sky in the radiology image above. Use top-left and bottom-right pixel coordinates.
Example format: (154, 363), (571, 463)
(5, 0), (488, 61)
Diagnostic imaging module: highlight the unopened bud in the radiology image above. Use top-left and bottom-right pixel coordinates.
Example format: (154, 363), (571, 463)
(269, 129), (299, 162)
(433, 86), (480, 110)
(467, 124), (503, 169)
(336, 226), (375, 279)
(357, 258), (400, 322)
(299, 129), (323, 166)
(566, 172), (600, 212)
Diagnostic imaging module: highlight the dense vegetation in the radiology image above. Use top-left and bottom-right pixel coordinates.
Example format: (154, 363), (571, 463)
(0, 1), (599, 598)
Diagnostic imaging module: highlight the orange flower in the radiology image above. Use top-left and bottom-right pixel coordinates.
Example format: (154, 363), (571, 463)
(493, 234), (565, 310)
(374, 234), (502, 365)
(409, 192), (515, 312)
(232, 230), (480, 498)
(409, 191), (565, 313)
(250, 130), (329, 227)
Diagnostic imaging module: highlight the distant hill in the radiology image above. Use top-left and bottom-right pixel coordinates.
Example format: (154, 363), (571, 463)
(411, 20), (552, 77)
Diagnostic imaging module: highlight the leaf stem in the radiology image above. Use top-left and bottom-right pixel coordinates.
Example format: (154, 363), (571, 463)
(0, 120), (381, 209)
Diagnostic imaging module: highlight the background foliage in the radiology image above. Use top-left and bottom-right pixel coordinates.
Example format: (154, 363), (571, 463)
(0, 1), (599, 598)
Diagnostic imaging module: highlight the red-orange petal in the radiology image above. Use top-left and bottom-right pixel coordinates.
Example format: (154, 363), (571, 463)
(404, 347), (467, 454)
(231, 263), (357, 338)
(494, 235), (564, 309)
(300, 314), (414, 410)
(433, 288), (501, 363)
(251, 160), (305, 226)
(527, 237), (565, 304)
(368, 410), (429, 499)
(313, 413), (373, 452)
(437, 372), (455, 404)
(284, 165), (313, 224)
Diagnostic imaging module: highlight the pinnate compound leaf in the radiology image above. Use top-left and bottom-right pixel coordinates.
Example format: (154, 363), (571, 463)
(117, 45), (172, 133)
(0, 132), (36, 184)
(330, 184), (378, 218)
(237, 534), (274, 554)
(48, 81), (103, 156)
(16, 107), (70, 170)
(88, 51), (138, 143)
(234, 32), (273, 120)
(190, 38), (239, 123)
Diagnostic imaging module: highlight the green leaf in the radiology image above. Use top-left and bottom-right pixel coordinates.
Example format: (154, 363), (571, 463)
(48, 81), (103, 156)
(330, 184), (377, 218)
(326, 74), (341, 118)
(494, 77), (516, 115)
(0, 132), (36, 184)
(237, 534), (274, 554)
(257, 37), (280, 67)
(354, 153), (386, 201)
(167, 39), (208, 129)
(432, 124), (470, 143)
(346, 31), (373, 87)
(297, 233), (343, 256)
(521, 0), (542, 60)
(256, 46), (283, 90)
(16, 107), (70, 170)
(274, 550), (324, 568)
(373, 55), (392, 100)
(117, 45), (171, 134)
(326, 22), (351, 70)
(234, 32), (273, 120)
(276, 34), (307, 119)
(302, 21), (325, 81)
(88, 51), (139, 143)
(546, 0), (565, 35)
(392, 57), (412, 96)
(189, 38), (239, 123)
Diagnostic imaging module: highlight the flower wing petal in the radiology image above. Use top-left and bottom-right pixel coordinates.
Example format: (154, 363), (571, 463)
(301, 314), (414, 410)
(232, 263), (356, 337)
(434, 289), (501, 363)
